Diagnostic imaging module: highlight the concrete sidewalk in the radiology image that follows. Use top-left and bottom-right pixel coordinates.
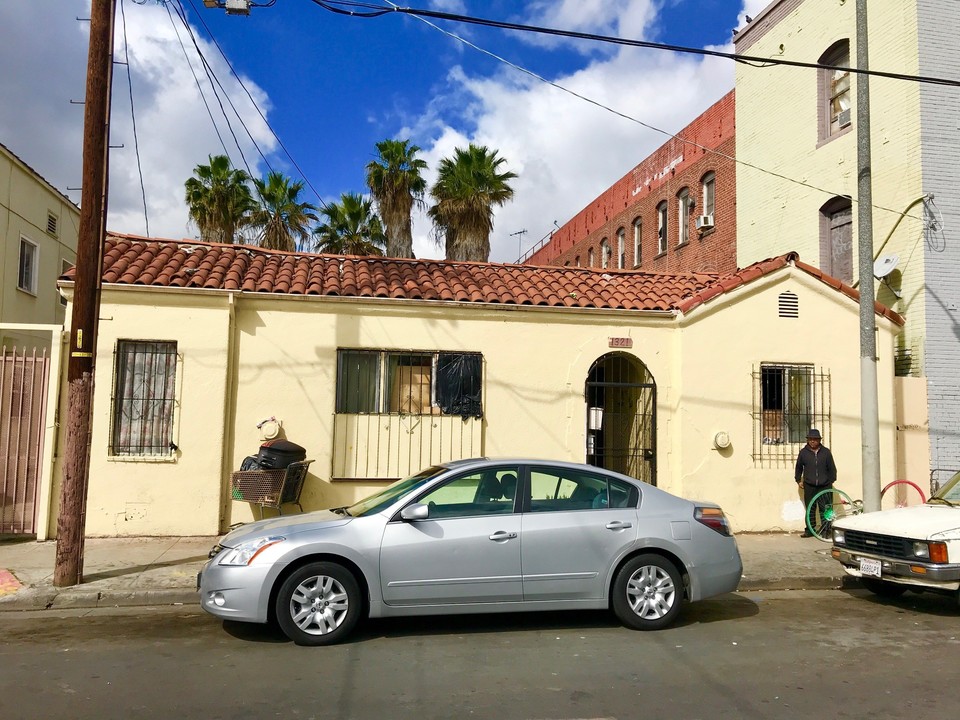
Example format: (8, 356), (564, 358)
(0, 532), (846, 612)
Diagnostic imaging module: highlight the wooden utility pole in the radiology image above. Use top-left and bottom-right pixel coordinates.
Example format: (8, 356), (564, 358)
(54, 0), (117, 587)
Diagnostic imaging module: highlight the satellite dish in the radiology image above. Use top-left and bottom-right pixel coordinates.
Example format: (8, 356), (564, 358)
(873, 254), (899, 279)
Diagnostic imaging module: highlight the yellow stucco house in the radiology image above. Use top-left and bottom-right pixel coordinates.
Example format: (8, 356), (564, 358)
(0, 141), (79, 349)
(40, 234), (903, 538)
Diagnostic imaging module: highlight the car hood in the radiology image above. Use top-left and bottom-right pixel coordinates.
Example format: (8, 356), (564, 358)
(219, 509), (353, 547)
(835, 504), (960, 540)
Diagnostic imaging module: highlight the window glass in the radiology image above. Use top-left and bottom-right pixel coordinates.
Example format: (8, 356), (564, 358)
(761, 364), (813, 444)
(616, 228), (625, 269)
(386, 352), (433, 414)
(677, 189), (690, 246)
(819, 40), (851, 140)
(632, 218), (641, 266)
(418, 467), (518, 518)
(600, 239), (609, 269)
(657, 203), (668, 255)
(702, 173), (715, 218)
(528, 467), (636, 512)
(111, 340), (178, 456)
(337, 350), (380, 413)
(18, 238), (37, 293)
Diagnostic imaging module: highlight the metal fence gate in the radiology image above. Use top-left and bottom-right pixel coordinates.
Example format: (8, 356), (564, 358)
(1, 347), (50, 534)
(585, 352), (657, 485)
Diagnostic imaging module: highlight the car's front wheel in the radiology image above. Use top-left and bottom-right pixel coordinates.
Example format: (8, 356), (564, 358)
(612, 554), (683, 631)
(275, 561), (361, 646)
(860, 577), (908, 598)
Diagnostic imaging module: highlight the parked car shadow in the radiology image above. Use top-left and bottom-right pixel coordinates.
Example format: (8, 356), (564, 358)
(838, 586), (960, 617)
(221, 619), (291, 644)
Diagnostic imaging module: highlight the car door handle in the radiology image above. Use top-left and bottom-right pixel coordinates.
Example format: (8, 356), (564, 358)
(489, 531), (518, 541)
(605, 521), (633, 530)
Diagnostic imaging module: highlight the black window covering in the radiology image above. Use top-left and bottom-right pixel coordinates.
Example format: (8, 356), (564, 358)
(436, 352), (482, 419)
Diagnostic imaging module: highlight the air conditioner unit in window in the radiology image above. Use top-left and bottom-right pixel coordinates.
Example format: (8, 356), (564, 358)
(695, 215), (714, 231)
(838, 108), (851, 128)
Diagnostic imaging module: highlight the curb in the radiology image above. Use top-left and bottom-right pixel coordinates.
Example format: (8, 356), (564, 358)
(0, 587), (200, 612)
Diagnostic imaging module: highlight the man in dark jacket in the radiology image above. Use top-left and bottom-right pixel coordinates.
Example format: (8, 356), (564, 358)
(795, 429), (837, 537)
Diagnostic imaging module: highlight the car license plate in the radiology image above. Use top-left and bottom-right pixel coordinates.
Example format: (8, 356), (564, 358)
(859, 558), (882, 577)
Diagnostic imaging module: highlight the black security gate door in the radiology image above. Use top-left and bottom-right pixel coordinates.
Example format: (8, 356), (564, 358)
(585, 352), (656, 485)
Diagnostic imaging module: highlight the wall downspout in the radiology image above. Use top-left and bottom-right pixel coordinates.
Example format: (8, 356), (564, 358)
(218, 292), (240, 533)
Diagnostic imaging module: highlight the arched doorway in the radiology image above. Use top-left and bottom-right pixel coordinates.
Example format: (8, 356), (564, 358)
(585, 353), (657, 485)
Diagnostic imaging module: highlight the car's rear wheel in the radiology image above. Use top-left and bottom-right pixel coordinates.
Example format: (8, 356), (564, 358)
(612, 554), (683, 631)
(275, 561), (361, 646)
(860, 577), (908, 598)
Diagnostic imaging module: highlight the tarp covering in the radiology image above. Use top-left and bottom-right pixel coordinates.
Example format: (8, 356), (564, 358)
(436, 352), (483, 419)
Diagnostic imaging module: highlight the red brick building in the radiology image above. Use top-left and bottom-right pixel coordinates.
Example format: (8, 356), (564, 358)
(527, 91), (736, 274)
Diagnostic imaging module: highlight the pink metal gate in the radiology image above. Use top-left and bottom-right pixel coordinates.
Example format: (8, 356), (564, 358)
(1, 347), (50, 535)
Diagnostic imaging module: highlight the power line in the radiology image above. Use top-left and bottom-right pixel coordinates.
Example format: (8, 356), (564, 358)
(119, 0), (151, 236)
(311, 1), (960, 88)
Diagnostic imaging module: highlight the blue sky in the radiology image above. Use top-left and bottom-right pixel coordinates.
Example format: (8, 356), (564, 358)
(0, 0), (766, 261)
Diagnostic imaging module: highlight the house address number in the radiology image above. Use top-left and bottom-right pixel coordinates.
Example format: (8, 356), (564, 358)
(608, 337), (633, 348)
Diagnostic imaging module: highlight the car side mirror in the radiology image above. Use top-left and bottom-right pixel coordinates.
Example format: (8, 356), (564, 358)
(400, 503), (430, 521)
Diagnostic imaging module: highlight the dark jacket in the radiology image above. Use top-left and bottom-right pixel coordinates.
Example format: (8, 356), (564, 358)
(795, 444), (837, 487)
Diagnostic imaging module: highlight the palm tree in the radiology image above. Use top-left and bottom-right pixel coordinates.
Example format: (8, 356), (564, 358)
(313, 193), (387, 256)
(365, 139), (427, 259)
(429, 144), (517, 262)
(249, 171), (318, 252)
(184, 154), (254, 244)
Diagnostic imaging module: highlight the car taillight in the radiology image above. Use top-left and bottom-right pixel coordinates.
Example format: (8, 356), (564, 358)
(695, 506), (731, 536)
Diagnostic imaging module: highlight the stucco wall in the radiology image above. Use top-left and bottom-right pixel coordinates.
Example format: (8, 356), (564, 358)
(675, 271), (898, 532)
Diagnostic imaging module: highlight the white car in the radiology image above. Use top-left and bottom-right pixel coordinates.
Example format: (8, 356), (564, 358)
(831, 470), (960, 602)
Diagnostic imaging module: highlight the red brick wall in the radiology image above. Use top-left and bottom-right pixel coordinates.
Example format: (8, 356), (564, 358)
(528, 90), (737, 275)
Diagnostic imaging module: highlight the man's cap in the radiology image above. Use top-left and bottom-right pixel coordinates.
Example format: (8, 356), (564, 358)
(807, 429), (822, 439)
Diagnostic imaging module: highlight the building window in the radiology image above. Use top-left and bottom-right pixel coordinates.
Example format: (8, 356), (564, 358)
(616, 227), (625, 269)
(819, 197), (853, 284)
(753, 363), (830, 461)
(677, 188), (690, 246)
(18, 237), (38, 295)
(632, 218), (641, 266)
(110, 340), (179, 456)
(575, 255), (581, 267)
(701, 172), (715, 220)
(336, 349), (482, 419)
(819, 40), (851, 141)
(588, 248), (595, 267)
(600, 238), (610, 269)
(656, 202), (667, 255)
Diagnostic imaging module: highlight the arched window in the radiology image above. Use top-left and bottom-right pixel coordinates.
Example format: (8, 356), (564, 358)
(600, 238), (610, 268)
(819, 196), (853, 283)
(632, 217), (641, 266)
(677, 188), (690, 246)
(819, 40), (851, 142)
(588, 248), (595, 267)
(616, 227), (625, 269)
(656, 202), (668, 255)
(701, 171), (715, 220)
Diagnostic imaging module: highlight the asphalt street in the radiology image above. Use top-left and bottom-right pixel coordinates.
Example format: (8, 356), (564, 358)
(1, 589), (957, 720)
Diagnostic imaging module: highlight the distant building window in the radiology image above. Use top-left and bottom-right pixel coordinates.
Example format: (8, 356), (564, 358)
(819, 40), (851, 141)
(575, 255), (581, 267)
(110, 340), (179, 456)
(46, 211), (59, 237)
(336, 349), (482, 418)
(18, 236), (38, 295)
(632, 218), (641, 266)
(600, 238), (610, 269)
(753, 363), (830, 461)
(819, 197), (853, 284)
(677, 188), (690, 246)
(701, 172), (715, 218)
(588, 248), (595, 267)
(616, 227), (625, 269)
(657, 202), (668, 255)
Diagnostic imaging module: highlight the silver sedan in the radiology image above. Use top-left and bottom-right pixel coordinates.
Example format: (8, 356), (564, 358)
(198, 459), (743, 645)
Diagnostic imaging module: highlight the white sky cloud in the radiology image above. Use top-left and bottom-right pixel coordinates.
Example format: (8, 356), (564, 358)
(1, 0), (755, 262)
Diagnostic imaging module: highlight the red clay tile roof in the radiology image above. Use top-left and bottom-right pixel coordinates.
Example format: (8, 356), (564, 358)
(60, 234), (903, 324)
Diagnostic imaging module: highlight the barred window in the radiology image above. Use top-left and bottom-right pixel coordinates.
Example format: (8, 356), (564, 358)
(336, 349), (482, 418)
(111, 341), (179, 456)
(753, 363), (830, 461)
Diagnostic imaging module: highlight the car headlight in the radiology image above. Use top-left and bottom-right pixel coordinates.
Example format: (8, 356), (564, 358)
(832, 527), (845, 544)
(218, 536), (285, 566)
(912, 542), (930, 559)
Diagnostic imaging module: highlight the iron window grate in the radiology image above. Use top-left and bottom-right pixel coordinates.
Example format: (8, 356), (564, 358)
(110, 340), (178, 456)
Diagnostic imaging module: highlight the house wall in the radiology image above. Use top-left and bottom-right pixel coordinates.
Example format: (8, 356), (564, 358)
(0, 145), (79, 350)
(48, 263), (899, 536)
(528, 91), (737, 274)
(675, 270), (899, 532)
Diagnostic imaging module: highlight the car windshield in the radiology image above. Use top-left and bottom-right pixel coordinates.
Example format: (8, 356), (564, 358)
(930, 470), (960, 505)
(345, 466), (447, 517)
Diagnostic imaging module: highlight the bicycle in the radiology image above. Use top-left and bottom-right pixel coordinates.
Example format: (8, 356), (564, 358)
(804, 480), (928, 541)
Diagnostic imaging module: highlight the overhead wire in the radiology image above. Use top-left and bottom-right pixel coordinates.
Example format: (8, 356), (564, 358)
(119, 0), (151, 236)
(313, 0), (931, 224)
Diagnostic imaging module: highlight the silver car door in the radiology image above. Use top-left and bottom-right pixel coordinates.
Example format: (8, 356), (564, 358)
(380, 467), (522, 606)
(521, 467), (639, 601)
